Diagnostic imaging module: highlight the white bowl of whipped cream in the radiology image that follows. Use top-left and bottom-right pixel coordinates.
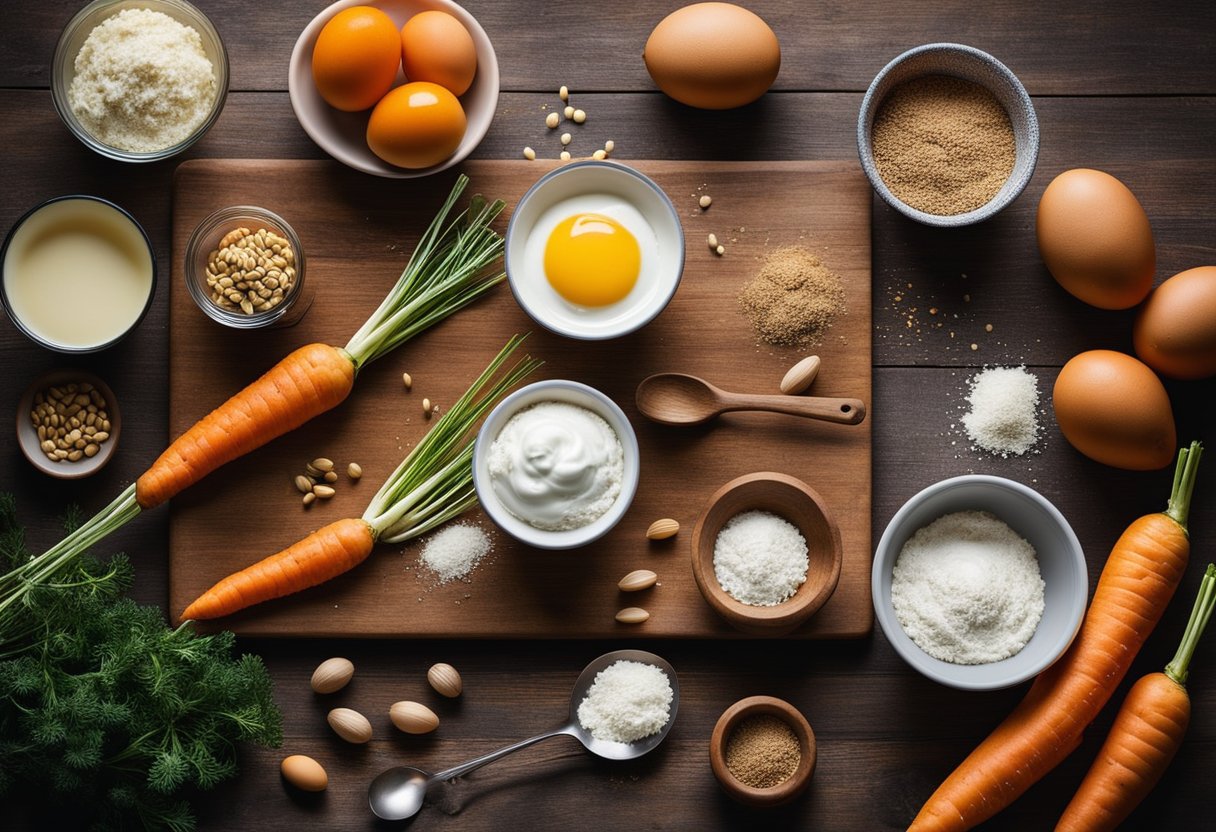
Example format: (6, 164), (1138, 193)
(473, 379), (640, 550)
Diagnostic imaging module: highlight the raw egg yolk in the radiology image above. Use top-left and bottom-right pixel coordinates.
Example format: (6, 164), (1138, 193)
(544, 214), (640, 307)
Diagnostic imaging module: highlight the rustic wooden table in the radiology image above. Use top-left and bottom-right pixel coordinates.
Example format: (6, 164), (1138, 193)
(3, 2), (1214, 829)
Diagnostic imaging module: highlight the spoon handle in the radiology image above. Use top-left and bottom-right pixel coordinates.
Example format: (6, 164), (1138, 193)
(721, 394), (867, 425)
(432, 725), (575, 783)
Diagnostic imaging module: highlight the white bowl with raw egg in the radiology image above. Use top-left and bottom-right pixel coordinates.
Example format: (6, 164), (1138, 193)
(288, 0), (498, 178)
(505, 161), (685, 340)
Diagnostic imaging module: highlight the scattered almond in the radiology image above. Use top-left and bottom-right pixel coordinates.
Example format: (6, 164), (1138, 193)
(618, 569), (658, 592)
(294, 475), (313, 494)
(310, 657), (355, 693)
(390, 701), (439, 734)
(780, 355), (822, 395)
(327, 707), (373, 744)
(313, 485), (336, 499)
(616, 607), (650, 624)
(302, 492), (316, 506)
(427, 662), (463, 698)
(347, 462), (363, 480)
(311, 457), (335, 474)
(324, 470), (338, 483)
(646, 518), (680, 540)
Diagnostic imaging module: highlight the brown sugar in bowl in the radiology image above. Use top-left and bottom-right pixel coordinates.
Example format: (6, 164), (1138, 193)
(710, 695), (816, 807)
(691, 472), (843, 635)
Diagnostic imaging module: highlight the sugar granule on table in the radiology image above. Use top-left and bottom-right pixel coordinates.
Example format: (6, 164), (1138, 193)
(419, 523), (492, 585)
(961, 366), (1041, 457)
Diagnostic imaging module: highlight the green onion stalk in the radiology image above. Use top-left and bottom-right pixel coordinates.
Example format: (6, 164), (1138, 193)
(0, 175), (509, 653)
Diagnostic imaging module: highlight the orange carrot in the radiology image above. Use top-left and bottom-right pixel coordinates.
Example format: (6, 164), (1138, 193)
(910, 441), (1202, 832)
(182, 518), (375, 620)
(136, 343), (355, 510)
(1056, 563), (1216, 832)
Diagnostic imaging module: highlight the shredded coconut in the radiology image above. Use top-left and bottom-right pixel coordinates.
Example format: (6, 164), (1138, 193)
(890, 510), (1045, 664)
(961, 366), (1041, 457)
(420, 523), (491, 584)
(68, 8), (217, 152)
(576, 660), (673, 743)
(712, 510), (808, 606)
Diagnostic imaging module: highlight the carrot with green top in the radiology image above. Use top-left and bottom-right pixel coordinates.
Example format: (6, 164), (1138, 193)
(910, 441), (1203, 831)
(181, 335), (540, 621)
(1056, 562), (1216, 832)
(0, 177), (507, 653)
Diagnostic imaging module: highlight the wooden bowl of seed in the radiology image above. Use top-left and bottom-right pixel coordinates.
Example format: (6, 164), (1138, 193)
(710, 695), (816, 807)
(691, 472), (842, 636)
(184, 205), (307, 329)
(16, 368), (120, 479)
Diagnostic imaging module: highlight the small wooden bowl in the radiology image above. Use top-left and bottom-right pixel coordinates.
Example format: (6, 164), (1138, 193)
(710, 695), (816, 807)
(16, 369), (121, 479)
(691, 472), (842, 635)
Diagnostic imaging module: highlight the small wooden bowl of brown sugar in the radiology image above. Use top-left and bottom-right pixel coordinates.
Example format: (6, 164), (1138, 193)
(691, 472), (843, 636)
(710, 695), (816, 807)
(16, 368), (121, 479)
(857, 42), (1039, 227)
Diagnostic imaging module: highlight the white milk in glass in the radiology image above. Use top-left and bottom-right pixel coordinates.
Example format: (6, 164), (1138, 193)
(3, 198), (153, 349)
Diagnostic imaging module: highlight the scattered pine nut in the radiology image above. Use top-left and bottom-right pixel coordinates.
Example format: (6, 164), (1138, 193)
(347, 462), (363, 480)
(560, 132), (572, 146)
(615, 607), (650, 624)
(572, 109), (586, 124)
(699, 195), (712, 209)
(402, 372), (413, 390)
(559, 85), (569, 101)
(560, 150), (571, 162)
(563, 105), (574, 119)
(985, 323), (994, 332)
(707, 233), (718, 249)
(422, 397), (433, 416)
(313, 485), (336, 499)
(303, 492), (316, 506)
(523, 146), (536, 161)
(294, 475), (313, 494)
(715, 245), (725, 256)
(324, 470), (338, 483)
(592, 149), (606, 160)
(970, 343), (979, 351)
(545, 112), (560, 129)
(604, 139), (615, 153)
(311, 458), (335, 474)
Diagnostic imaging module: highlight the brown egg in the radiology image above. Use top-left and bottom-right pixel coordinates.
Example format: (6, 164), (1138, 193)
(643, 2), (780, 110)
(1134, 266), (1216, 380)
(1053, 350), (1176, 470)
(1036, 169), (1155, 309)
(280, 754), (328, 792)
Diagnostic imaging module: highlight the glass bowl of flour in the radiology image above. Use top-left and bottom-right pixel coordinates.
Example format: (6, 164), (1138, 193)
(871, 475), (1087, 691)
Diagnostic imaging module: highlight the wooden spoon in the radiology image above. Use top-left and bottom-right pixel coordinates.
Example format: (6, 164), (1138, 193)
(635, 373), (866, 427)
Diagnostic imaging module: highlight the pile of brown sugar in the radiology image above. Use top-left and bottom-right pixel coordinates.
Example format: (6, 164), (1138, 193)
(725, 714), (801, 789)
(739, 246), (846, 347)
(871, 75), (1016, 216)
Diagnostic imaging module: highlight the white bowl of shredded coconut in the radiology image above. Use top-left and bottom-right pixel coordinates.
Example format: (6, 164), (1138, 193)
(52, 0), (228, 161)
(872, 475), (1088, 690)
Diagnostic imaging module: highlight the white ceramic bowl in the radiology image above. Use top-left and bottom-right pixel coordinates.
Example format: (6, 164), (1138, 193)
(871, 475), (1087, 691)
(51, 0), (228, 162)
(857, 43), (1039, 227)
(504, 161), (685, 340)
(472, 380), (641, 550)
(288, 0), (499, 178)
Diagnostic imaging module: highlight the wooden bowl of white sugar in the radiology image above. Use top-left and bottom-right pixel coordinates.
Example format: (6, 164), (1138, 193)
(691, 472), (843, 636)
(871, 474), (1088, 691)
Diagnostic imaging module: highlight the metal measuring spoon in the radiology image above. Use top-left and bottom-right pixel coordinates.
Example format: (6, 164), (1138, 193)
(636, 372), (866, 427)
(368, 649), (679, 821)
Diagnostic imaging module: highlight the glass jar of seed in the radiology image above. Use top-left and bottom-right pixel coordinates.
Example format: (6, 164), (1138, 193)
(184, 205), (307, 329)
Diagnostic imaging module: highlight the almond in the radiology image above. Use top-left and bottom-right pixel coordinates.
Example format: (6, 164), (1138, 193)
(615, 607), (650, 624)
(780, 355), (821, 395)
(427, 662), (463, 698)
(390, 701), (439, 734)
(618, 569), (658, 592)
(310, 657), (354, 693)
(327, 707), (372, 744)
(646, 518), (680, 540)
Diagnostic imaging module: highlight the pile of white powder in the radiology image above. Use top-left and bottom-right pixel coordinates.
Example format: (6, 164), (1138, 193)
(68, 8), (217, 152)
(890, 510), (1045, 665)
(961, 366), (1041, 457)
(713, 510), (808, 606)
(577, 660), (673, 743)
(419, 523), (492, 584)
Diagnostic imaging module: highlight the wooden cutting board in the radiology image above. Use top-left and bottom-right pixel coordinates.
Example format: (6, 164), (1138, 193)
(168, 159), (872, 638)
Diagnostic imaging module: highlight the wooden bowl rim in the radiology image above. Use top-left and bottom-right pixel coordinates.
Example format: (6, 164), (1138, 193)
(15, 368), (121, 480)
(691, 471), (843, 635)
(709, 695), (817, 806)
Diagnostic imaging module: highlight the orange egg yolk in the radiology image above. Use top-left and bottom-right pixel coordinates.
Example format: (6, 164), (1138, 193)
(543, 214), (641, 307)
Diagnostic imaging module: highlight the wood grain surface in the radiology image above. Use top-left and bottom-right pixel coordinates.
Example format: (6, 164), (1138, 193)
(2, 1), (1214, 830)
(166, 159), (873, 639)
